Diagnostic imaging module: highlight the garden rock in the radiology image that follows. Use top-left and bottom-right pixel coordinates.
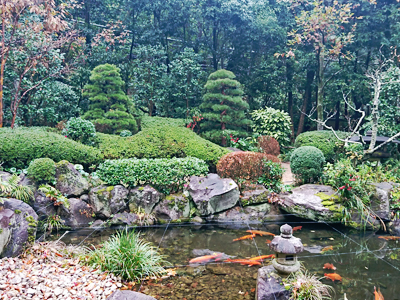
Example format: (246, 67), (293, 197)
(256, 265), (289, 300)
(55, 162), (89, 197)
(106, 290), (156, 300)
(32, 191), (57, 220)
(0, 171), (11, 181)
(153, 193), (191, 222)
(370, 182), (393, 220)
(1, 198), (38, 257)
(128, 185), (163, 215)
(110, 212), (138, 226)
(89, 185), (129, 219)
(0, 209), (14, 257)
(188, 173), (239, 216)
(59, 198), (95, 229)
(240, 185), (271, 206)
(278, 184), (338, 222)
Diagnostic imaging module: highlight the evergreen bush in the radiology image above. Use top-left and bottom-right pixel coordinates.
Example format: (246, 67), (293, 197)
(27, 158), (56, 183)
(290, 146), (325, 183)
(62, 117), (97, 146)
(83, 64), (138, 134)
(119, 130), (132, 137)
(200, 69), (251, 145)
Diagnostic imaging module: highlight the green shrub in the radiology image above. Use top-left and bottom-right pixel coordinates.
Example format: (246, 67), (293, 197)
(294, 131), (348, 162)
(0, 174), (34, 203)
(97, 157), (208, 194)
(84, 228), (167, 282)
(97, 126), (229, 168)
(27, 158), (56, 183)
(62, 117), (98, 146)
(141, 115), (186, 129)
(251, 107), (292, 146)
(258, 160), (284, 193)
(119, 130), (132, 137)
(290, 146), (325, 183)
(0, 127), (102, 169)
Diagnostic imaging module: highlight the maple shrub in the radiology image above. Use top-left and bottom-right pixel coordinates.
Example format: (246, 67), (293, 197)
(257, 135), (280, 156)
(217, 151), (281, 185)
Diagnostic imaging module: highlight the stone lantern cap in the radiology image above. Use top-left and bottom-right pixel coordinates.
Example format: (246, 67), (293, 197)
(270, 224), (304, 254)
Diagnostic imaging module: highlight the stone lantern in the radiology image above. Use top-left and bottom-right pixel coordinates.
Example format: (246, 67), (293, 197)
(270, 224), (303, 274)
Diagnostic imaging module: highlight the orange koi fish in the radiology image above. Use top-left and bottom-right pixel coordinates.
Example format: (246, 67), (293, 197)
(321, 246), (334, 253)
(265, 239), (272, 244)
(293, 226), (302, 231)
(246, 230), (275, 237)
(374, 286), (384, 300)
(233, 234), (256, 242)
(323, 263), (336, 270)
(249, 254), (275, 262)
(189, 253), (222, 264)
(378, 236), (400, 241)
(225, 259), (261, 266)
(324, 273), (342, 282)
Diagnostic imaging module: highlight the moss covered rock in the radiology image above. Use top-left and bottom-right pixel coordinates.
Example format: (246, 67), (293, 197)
(88, 185), (129, 218)
(55, 161), (89, 197)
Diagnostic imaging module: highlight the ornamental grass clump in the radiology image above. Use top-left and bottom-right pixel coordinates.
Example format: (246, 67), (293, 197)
(84, 229), (167, 282)
(287, 269), (334, 300)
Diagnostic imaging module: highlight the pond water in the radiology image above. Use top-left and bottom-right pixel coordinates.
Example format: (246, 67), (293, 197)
(57, 221), (400, 300)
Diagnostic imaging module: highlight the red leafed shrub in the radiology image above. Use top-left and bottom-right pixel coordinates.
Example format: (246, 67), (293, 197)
(217, 151), (281, 183)
(257, 136), (280, 156)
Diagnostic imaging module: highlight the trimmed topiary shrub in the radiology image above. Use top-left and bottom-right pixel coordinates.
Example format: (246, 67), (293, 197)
(27, 158), (56, 183)
(290, 146), (325, 183)
(294, 131), (348, 162)
(62, 117), (98, 146)
(97, 126), (229, 168)
(0, 127), (102, 169)
(257, 135), (280, 156)
(97, 157), (208, 194)
(217, 151), (281, 185)
(141, 116), (186, 129)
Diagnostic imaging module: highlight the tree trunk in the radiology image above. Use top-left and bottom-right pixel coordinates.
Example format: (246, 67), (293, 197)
(368, 77), (381, 151)
(212, 23), (218, 70)
(335, 100), (340, 130)
(0, 3), (6, 128)
(286, 61), (295, 141)
(297, 70), (315, 136)
(317, 50), (324, 130)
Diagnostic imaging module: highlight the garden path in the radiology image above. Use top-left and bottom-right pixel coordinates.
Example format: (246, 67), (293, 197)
(282, 162), (294, 185)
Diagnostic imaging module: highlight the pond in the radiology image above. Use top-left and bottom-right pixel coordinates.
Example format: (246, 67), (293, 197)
(57, 221), (400, 300)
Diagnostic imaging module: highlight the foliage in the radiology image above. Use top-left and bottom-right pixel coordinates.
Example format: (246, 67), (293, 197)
(200, 69), (252, 145)
(83, 64), (138, 134)
(38, 184), (70, 209)
(258, 160), (284, 193)
(140, 116), (186, 129)
(119, 130), (132, 137)
(62, 117), (98, 146)
(217, 151), (281, 188)
(97, 157), (208, 195)
(0, 127), (102, 169)
(41, 215), (65, 233)
(84, 228), (167, 282)
(250, 107), (292, 146)
(0, 174), (34, 203)
(227, 132), (261, 152)
(287, 269), (334, 300)
(290, 146), (325, 184)
(27, 158), (56, 184)
(294, 131), (348, 162)
(97, 126), (229, 168)
(257, 135), (281, 156)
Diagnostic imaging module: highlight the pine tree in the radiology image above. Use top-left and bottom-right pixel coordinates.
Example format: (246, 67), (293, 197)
(200, 69), (251, 145)
(83, 64), (138, 134)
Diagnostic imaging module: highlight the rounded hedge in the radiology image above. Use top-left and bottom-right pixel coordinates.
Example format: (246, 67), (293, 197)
(0, 127), (103, 169)
(290, 146), (325, 183)
(62, 117), (97, 146)
(294, 131), (348, 162)
(27, 158), (56, 183)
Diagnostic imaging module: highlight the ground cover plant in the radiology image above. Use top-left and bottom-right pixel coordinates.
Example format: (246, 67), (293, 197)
(0, 174), (34, 203)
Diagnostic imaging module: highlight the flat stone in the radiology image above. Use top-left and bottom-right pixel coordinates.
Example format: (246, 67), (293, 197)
(106, 290), (157, 300)
(256, 265), (289, 300)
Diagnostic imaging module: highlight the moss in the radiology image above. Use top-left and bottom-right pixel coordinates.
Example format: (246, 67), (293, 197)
(138, 187), (145, 191)
(14, 209), (21, 214)
(106, 186), (114, 192)
(316, 192), (339, 201)
(0, 228), (3, 234)
(96, 188), (106, 194)
(56, 160), (70, 167)
(321, 200), (335, 206)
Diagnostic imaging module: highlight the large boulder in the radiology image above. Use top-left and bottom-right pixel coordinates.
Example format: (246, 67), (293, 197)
(256, 265), (289, 300)
(55, 161), (89, 197)
(32, 191), (57, 220)
(59, 198), (95, 229)
(188, 174), (239, 216)
(240, 185), (271, 206)
(0, 208), (14, 256)
(370, 182), (393, 221)
(153, 193), (191, 223)
(278, 184), (339, 222)
(128, 185), (163, 215)
(0, 199), (38, 258)
(89, 185), (129, 219)
(110, 212), (138, 226)
(0, 171), (12, 182)
(106, 290), (156, 300)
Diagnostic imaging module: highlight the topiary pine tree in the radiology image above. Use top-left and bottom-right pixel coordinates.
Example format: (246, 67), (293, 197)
(83, 64), (138, 134)
(200, 69), (251, 146)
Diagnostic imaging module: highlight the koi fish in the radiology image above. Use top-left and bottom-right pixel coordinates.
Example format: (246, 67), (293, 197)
(378, 236), (400, 241)
(266, 240), (272, 244)
(225, 259), (261, 266)
(323, 263), (336, 270)
(249, 254), (275, 261)
(189, 253), (222, 264)
(324, 273), (342, 282)
(246, 230), (275, 237)
(293, 226), (302, 231)
(321, 246), (334, 253)
(233, 234), (256, 242)
(374, 286), (384, 300)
